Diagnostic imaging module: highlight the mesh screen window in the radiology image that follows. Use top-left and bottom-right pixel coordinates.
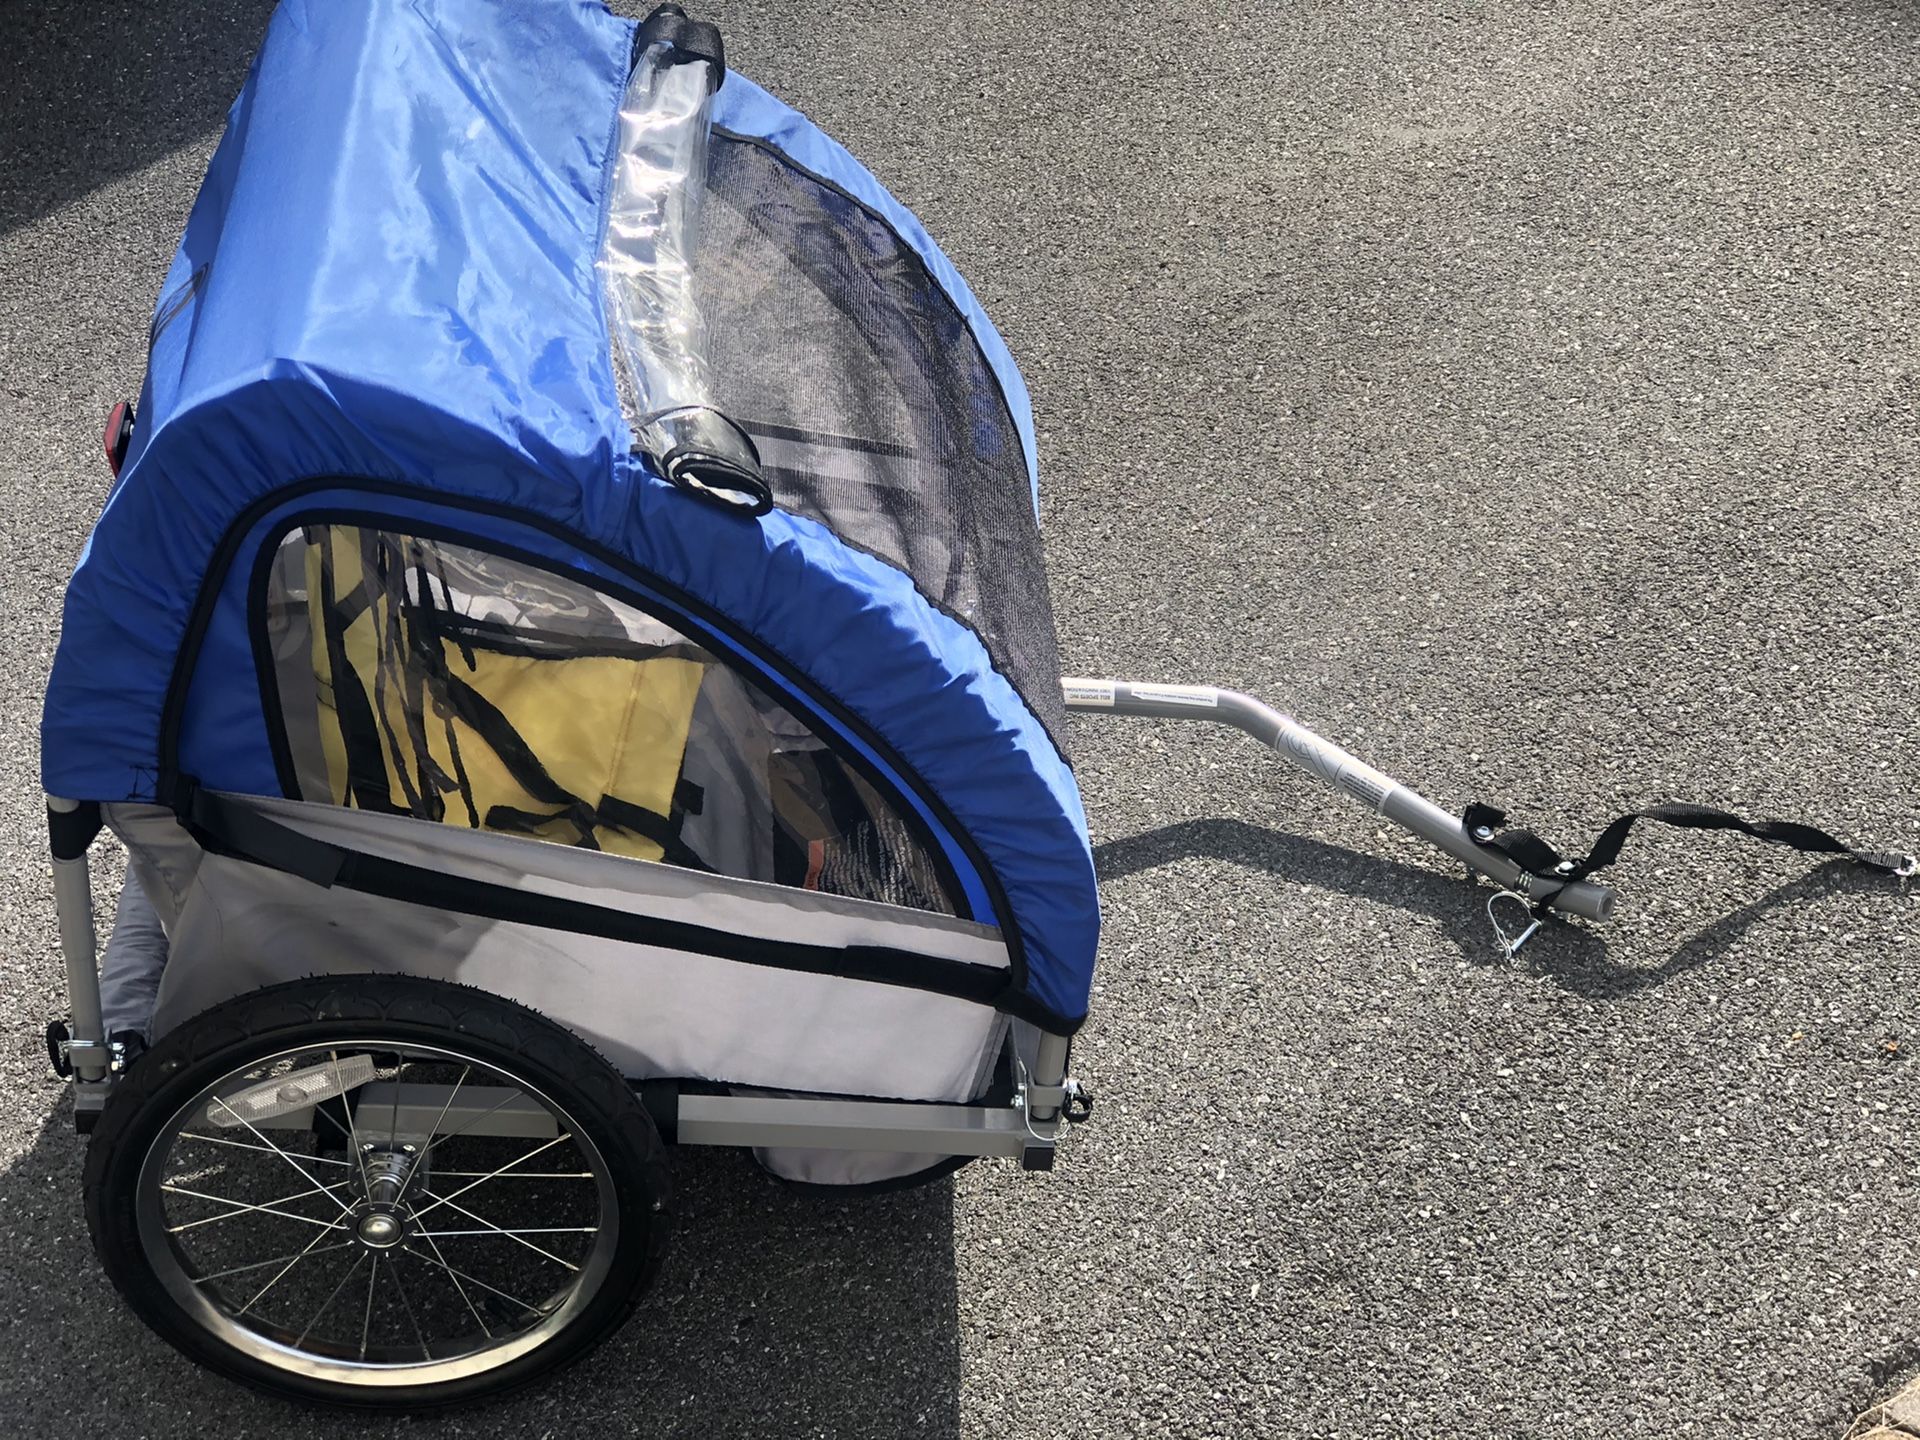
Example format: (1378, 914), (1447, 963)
(259, 524), (961, 917)
(694, 133), (1069, 749)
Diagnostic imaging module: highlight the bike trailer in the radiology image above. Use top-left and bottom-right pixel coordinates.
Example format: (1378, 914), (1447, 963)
(36, 0), (1911, 1411)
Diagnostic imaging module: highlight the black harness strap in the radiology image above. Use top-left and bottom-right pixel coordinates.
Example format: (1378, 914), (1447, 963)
(359, 530), (435, 820)
(596, 792), (713, 873)
(1562, 803), (1913, 883)
(315, 539), (404, 816)
(1465, 799), (1916, 896)
(436, 665), (711, 866)
(415, 549), (481, 829)
(348, 568), (716, 868)
(485, 802), (605, 852)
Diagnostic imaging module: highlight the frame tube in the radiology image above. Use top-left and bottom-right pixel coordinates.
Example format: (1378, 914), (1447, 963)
(48, 796), (111, 1084)
(674, 1093), (1038, 1158)
(1061, 680), (1617, 923)
(1026, 1031), (1073, 1123)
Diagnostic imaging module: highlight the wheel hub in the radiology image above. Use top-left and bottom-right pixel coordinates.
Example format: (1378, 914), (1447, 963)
(350, 1145), (421, 1249)
(355, 1210), (405, 1248)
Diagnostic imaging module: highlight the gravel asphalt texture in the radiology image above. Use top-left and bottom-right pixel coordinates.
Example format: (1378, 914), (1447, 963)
(3, 2), (1918, 1436)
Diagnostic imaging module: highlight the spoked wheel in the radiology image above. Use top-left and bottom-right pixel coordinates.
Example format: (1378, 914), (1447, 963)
(85, 976), (670, 1411)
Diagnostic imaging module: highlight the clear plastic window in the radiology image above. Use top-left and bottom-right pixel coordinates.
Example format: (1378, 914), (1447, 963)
(259, 524), (958, 916)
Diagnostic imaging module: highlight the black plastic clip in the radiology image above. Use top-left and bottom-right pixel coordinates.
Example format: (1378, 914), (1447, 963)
(1062, 1081), (1095, 1124)
(635, 4), (726, 90)
(46, 1019), (72, 1079)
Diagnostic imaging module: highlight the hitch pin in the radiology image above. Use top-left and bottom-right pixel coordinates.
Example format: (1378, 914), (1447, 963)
(1487, 890), (1543, 960)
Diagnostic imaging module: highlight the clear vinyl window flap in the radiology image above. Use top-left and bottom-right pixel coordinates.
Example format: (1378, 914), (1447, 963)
(600, 23), (766, 511)
(260, 524), (960, 916)
(596, 26), (1068, 751)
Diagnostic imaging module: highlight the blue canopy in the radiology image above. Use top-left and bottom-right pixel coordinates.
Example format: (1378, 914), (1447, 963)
(40, 0), (1098, 1029)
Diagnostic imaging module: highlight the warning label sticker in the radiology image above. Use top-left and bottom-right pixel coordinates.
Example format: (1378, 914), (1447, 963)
(1129, 684), (1219, 708)
(1063, 679), (1116, 708)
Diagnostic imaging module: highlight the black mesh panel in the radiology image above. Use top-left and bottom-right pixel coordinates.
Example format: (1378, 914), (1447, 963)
(695, 133), (1068, 750)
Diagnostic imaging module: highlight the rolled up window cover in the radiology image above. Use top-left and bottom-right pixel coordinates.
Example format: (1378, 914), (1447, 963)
(601, 7), (768, 513)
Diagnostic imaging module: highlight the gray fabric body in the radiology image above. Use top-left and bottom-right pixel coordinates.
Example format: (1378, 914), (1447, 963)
(101, 796), (1011, 1184)
(98, 870), (169, 1038)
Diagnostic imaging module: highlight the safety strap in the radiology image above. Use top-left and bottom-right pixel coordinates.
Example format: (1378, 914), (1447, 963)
(429, 661), (712, 869)
(487, 785), (712, 874)
(315, 540), (404, 816)
(1464, 799), (1917, 897)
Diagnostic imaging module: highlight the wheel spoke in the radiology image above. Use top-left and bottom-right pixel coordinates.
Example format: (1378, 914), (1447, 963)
(329, 1050), (372, 1197)
(400, 1244), (546, 1318)
(191, 1241), (356, 1287)
(295, 1250), (369, 1347)
(176, 1132), (353, 1167)
(239, 1222), (354, 1316)
(390, 1064), (468, 1208)
(164, 1178), (357, 1233)
(414, 1085), (528, 1164)
(388, 1057), (406, 1151)
(414, 1227), (599, 1238)
(420, 1229), (491, 1341)
(409, 1186), (585, 1271)
(359, 1250), (379, 1361)
(388, 1253), (433, 1360)
(208, 1093), (355, 1216)
(408, 1133), (574, 1223)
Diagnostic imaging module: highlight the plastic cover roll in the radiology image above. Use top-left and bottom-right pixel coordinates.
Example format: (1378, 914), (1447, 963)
(600, 14), (767, 512)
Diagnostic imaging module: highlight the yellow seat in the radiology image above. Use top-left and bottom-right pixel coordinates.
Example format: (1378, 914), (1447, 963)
(306, 527), (705, 864)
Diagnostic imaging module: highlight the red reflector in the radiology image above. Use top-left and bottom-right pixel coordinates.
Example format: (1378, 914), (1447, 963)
(102, 400), (132, 477)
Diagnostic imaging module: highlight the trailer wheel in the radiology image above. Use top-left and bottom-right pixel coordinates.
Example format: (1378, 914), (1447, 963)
(84, 975), (670, 1411)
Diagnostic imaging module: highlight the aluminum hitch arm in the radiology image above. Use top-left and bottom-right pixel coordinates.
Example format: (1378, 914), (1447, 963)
(1061, 678), (1618, 929)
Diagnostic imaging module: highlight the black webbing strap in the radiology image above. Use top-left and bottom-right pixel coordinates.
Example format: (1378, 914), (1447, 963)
(1464, 800), (1917, 892)
(175, 784), (1007, 1006)
(183, 786), (347, 888)
(487, 794), (714, 873)
(1562, 804), (1914, 883)
(428, 658), (714, 869)
(633, 4), (725, 89)
(315, 541), (402, 816)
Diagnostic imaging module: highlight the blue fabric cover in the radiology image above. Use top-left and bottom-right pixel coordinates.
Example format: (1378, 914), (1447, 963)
(39, 0), (1097, 1027)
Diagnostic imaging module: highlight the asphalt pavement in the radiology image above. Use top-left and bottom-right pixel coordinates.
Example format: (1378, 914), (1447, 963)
(3, 2), (1917, 1437)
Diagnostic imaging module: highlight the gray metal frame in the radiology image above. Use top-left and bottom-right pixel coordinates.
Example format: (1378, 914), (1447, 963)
(49, 796), (114, 1128)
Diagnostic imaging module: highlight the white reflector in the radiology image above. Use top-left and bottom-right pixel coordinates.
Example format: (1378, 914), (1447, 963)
(208, 1054), (377, 1128)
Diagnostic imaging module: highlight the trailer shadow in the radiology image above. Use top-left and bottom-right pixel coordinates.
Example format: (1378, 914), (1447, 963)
(0, 0), (275, 235)
(0, 1097), (961, 1437)
(1092, 817), (1879, 1001)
